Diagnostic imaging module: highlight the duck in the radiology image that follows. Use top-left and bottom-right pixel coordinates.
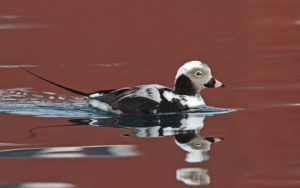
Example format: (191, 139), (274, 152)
(20, 60), (225, 114)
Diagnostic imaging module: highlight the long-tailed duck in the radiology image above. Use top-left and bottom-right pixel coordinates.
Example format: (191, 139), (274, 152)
(20, 60), (224, 114)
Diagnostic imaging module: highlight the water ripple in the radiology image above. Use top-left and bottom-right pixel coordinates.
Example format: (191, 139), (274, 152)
(0, 88), (236, 118)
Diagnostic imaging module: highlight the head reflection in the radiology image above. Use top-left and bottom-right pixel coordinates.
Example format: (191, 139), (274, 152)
(175, 132), (223, 163)
(176, 168), (210, 186)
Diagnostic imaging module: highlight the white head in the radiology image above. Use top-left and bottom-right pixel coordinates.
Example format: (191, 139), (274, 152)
(174, 60), (224, 96)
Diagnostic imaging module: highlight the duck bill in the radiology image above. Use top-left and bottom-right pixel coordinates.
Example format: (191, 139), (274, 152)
(204, 78), (225, 88)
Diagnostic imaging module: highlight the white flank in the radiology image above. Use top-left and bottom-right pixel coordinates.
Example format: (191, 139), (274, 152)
(135, 84), (165, 103)
(89, 99), (122, 114)
(163, 90), (182, 102)
(163, 91), (204, 108)
(175, 60), (205, 80)
(184, 96), (205, 107)
(89, 93), (103, 98)
(43, 92), (56, 95)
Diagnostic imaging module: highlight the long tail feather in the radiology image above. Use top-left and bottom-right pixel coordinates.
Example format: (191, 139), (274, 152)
(19, 66), (89, 97)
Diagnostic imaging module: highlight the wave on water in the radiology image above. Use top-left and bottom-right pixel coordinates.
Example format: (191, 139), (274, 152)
(0, 182), (75, 188)
(0, 88), (111, 118)
(0, 65), (37, 69)
(0, 23), (49, 30)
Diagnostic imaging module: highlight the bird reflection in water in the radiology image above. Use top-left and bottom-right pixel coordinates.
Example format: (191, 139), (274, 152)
(70, 112), (225, 186)
(175, 132), (223, 163)
(177, 168), (210, 186)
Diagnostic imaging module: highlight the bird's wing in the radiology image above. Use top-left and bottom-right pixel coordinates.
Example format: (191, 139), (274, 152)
(89, 85), (168, 113)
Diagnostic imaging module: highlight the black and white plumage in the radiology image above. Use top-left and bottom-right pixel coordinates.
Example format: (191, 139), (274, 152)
(88, 84), (205, 114)
(20, 60), (225, 114)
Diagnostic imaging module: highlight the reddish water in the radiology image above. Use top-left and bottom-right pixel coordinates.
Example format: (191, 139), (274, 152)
(1, 0), (300, 188)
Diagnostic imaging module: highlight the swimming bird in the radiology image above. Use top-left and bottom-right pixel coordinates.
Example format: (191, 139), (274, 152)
(20, 60), (225, 114)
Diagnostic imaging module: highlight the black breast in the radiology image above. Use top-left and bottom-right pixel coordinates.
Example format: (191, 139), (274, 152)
(157, 88), (189, 113)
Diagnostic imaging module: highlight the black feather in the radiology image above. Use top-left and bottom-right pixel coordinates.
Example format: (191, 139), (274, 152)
(19, 66), (89, 97)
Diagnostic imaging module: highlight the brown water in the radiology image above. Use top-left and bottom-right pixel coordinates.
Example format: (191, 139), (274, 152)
(1, 0), (300, 188)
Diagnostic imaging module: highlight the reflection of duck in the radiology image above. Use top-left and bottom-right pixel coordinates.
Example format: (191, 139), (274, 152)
(76, 113), (206, 137)
(20, 60), (225, 114)
(176, 168), (210, 186)
(70, 112), (224, 163)
(24, 111), (228, 187)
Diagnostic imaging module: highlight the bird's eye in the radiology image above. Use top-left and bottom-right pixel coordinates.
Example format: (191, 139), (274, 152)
(195, 71), (202, 77)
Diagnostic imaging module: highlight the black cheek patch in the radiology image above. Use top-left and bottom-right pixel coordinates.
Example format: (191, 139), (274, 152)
(204, 78), (215, 88)
(174, 75), (196, 96)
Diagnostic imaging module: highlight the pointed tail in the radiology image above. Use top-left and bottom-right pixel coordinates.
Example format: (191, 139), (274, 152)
(19, 66), (89, 97)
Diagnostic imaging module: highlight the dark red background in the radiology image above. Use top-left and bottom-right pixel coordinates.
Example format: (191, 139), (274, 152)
(1, 0), (300, 187)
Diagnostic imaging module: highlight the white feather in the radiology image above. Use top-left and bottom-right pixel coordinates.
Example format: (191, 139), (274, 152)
(89, 93), (103, 98)
(135, 84), (165, 103)
(162, 90), (205, 108)
(89, 99), (122, 114)
(175, 61), (205, 80)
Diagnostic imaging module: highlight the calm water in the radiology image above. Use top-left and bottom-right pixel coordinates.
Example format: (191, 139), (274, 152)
(1, 0), (300, 188)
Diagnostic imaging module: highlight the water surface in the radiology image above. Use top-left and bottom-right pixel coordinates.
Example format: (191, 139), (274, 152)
(1, 0), (300, 187)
